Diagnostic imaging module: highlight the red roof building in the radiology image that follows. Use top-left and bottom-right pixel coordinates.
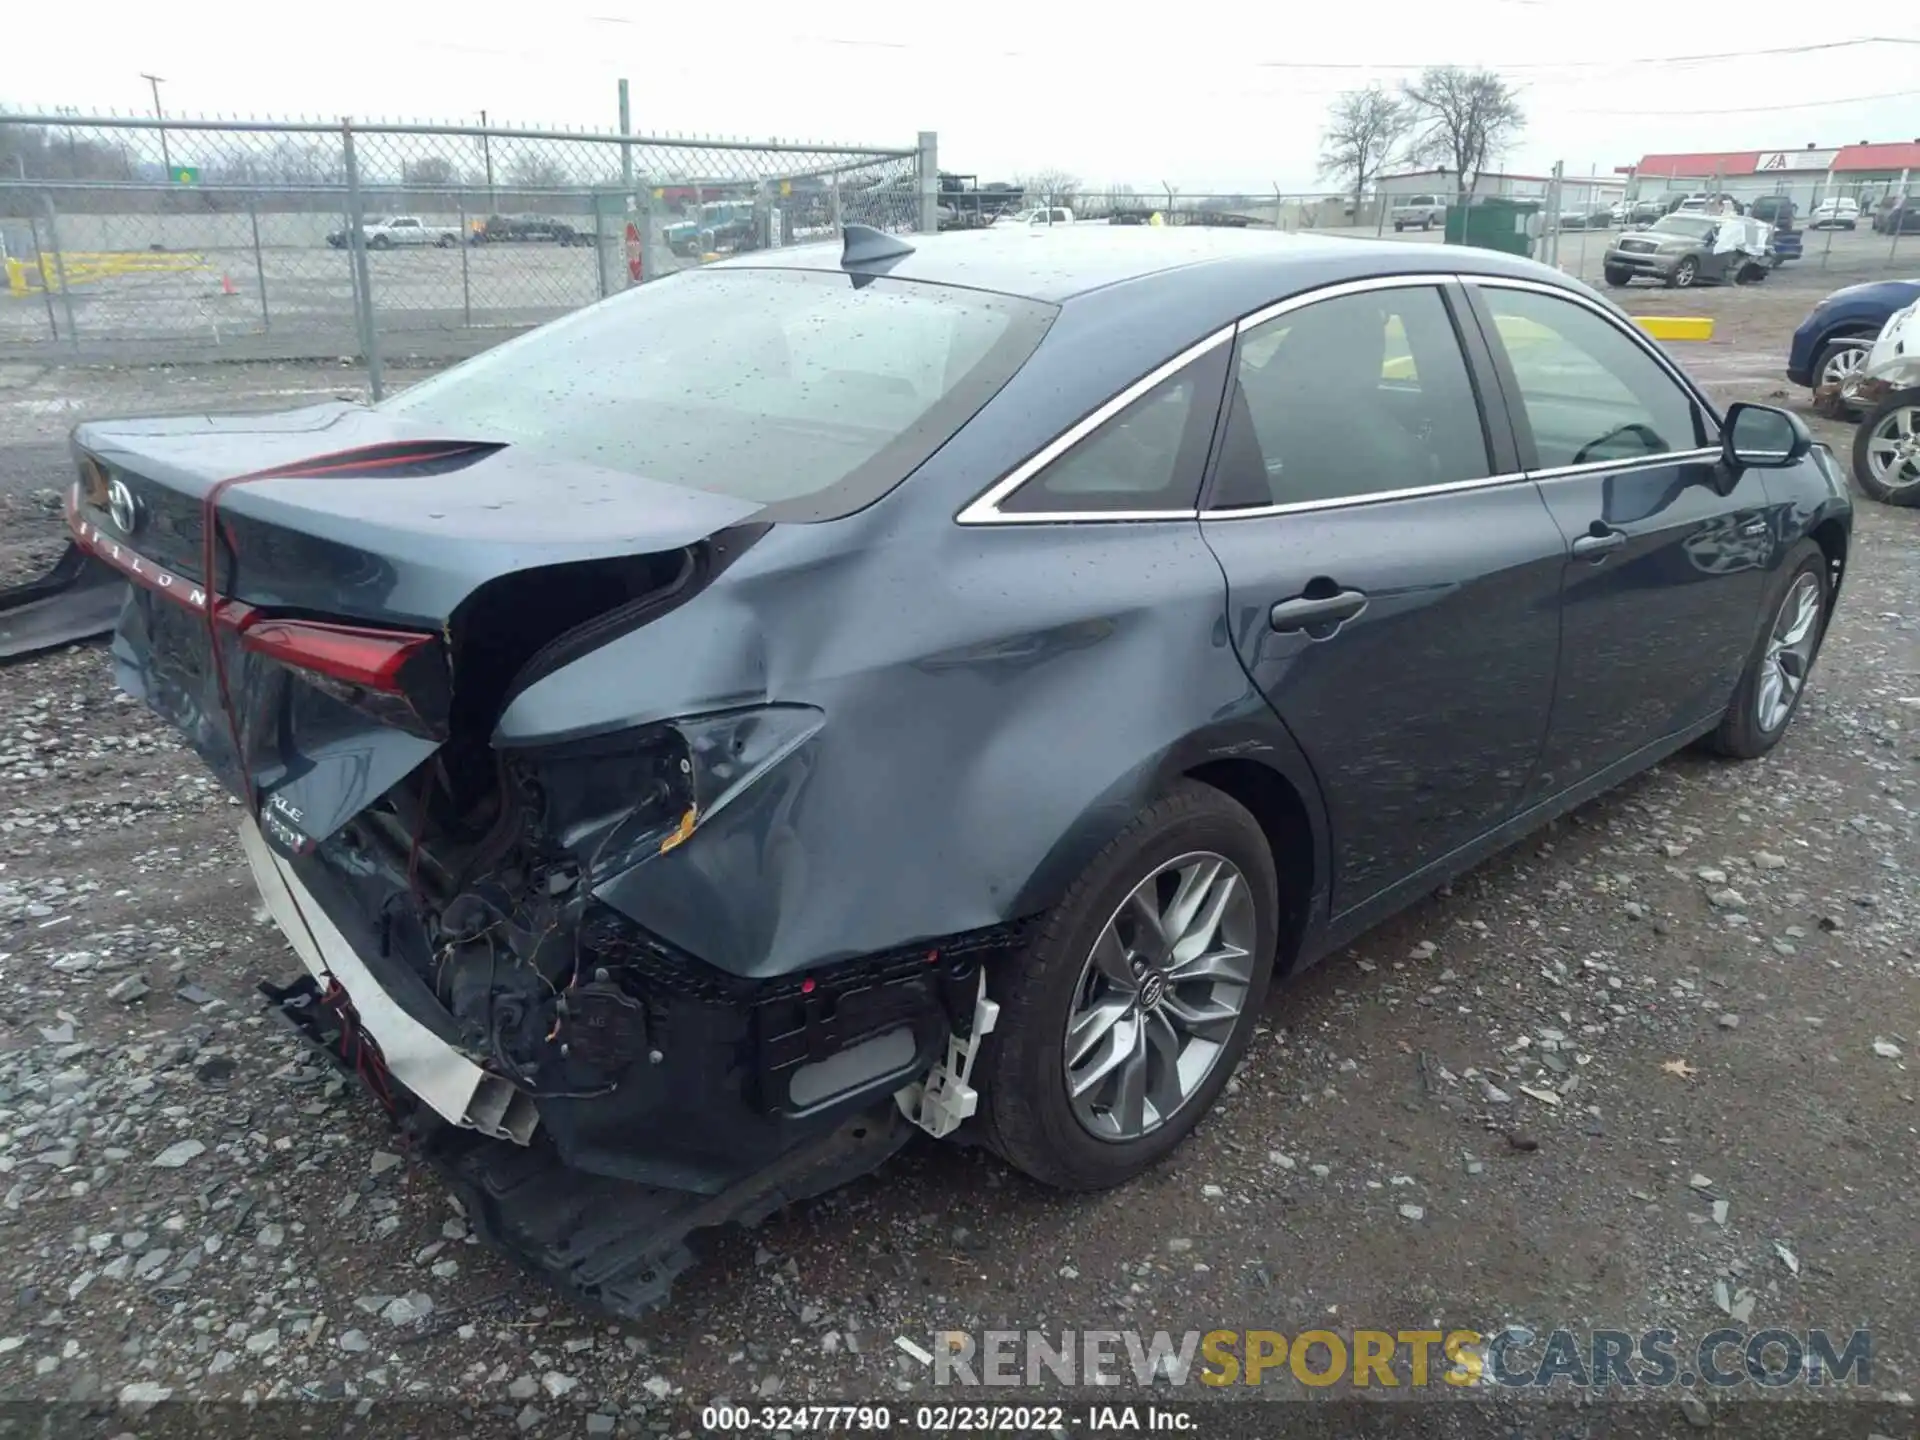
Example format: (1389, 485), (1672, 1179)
(1832, 142), (1920, 173)
(1630, 152), (1763, 178)
(1627, 143), (1920, 178)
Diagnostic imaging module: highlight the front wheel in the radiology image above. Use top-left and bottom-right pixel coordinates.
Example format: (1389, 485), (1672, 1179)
(1421, 218), (1432, 231)
(1703, 541), (1829, 760)
(370, 235), (393, 250)
(981, 782), (1279, 1191)
(1604, 265), (1631, 287)
(1813, 337), (1871, 396)
(1852, 386), (1920, 506)
(1667, 257), (1698, 288)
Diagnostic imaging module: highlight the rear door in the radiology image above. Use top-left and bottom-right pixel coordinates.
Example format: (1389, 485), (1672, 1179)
(1199, 277), (1567, 915)
(1462, 278), (1770, 801)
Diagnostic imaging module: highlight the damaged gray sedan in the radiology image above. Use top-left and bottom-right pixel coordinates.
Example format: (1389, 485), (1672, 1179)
(62, 224), (1849, 1316)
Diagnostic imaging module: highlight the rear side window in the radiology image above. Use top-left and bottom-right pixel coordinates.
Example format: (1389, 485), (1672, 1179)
(1479, 286), (1706, 469)
(998, 362), (1218, 515)
(1209, 284), (1491, 510)
(382, 267), (1055, 521)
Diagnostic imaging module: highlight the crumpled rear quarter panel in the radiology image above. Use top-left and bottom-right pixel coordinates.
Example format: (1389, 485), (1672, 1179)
(495, 509), (1269, 979)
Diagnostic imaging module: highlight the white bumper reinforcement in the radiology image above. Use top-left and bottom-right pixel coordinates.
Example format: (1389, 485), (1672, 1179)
(239, 817), (539, 1145)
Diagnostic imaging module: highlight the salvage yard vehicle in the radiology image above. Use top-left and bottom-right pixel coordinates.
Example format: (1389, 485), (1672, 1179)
(993, 205), (1077, 226)
(1391, 194), (1446, 231)
(1875, 202), (1920, 235)
(477, 214), (584, 246)
(1603, 214), (1771, 288)
(1810, 197), (1860, 230)
(361, 215), (463, 249)
(1790, 277), (1920, 411)
(54, 225), (1851, 1317)
(1840, 298), (1920, 505)
(665, 200), (756, 257)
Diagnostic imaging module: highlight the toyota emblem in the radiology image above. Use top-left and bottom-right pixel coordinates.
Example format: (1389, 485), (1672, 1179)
(106, 477), (142, 535)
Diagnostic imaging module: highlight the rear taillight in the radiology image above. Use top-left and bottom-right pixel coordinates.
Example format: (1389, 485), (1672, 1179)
(235, 614), (447, 736)
(236, 616), (432, 693)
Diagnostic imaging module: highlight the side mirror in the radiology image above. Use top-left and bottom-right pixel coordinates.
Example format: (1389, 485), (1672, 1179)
(1722, 402), (1812, 469)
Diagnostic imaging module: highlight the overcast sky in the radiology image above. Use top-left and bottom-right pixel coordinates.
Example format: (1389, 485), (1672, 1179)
(5, 4), (1917, 190)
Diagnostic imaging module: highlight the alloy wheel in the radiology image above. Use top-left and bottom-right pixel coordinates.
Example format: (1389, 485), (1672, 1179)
(1863, 404), (1920, 492)
(1819, 344), (1869, 390)
(1755, 573), (1823, 733)
(1062, 852), (1257, 1142)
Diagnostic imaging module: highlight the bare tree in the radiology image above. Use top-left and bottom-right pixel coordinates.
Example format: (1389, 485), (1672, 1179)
(1318, 85), (1410, 214)
(506, 152), (572, 191)
(1016, 168), (1080, 206)
(402, 155), (457, 188)
(1401, 67), (1525, 199)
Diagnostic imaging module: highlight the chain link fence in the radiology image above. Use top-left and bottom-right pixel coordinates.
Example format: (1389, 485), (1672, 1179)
(0, 113), (932, 393)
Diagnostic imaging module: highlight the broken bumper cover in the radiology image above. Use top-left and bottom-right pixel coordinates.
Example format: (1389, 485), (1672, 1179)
(261, 967), (910, 1317)
(0, 541), (125, 664)
(245, 799), (1030, 1147)
(241, 816), (540, 1143)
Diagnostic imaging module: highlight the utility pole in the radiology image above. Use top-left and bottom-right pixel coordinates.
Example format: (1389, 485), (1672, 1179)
(140, 73), (171, 177)
(478, 108), (494, 212)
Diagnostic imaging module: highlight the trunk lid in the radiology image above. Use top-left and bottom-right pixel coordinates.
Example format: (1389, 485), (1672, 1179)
(72, 405), (764, 848)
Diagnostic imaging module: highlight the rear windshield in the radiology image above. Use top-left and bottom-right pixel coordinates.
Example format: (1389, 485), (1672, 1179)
(381, 266), (1055, 520)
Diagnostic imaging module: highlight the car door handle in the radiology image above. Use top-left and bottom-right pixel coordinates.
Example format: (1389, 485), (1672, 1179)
(1269, 589), (1368, 634)
(1571, 528), (1627, 561)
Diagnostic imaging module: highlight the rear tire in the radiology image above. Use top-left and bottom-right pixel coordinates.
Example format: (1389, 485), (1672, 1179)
(980, 782), (1279, 1191)
(1851, 386), (1920, 506)
(1703, 541), (1829, 760)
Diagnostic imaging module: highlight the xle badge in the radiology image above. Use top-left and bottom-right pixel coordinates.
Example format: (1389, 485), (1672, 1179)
(260, 793), (313, 857)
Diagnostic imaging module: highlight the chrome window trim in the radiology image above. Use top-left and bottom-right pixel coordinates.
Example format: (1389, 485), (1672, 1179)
(953, 269), (1729, 529)
(1529, 445), (1723, 483)
(1461, 273), (1726, 432)
(955, 274), (1465, 527)
(953, 326), (1233, 526)
(1208, 274), (1510, 519)
(1230, 271), (1454, 338)
(1203, 469), (1528, 521)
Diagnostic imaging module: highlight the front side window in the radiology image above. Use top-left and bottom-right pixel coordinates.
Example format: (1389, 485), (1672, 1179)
(1479, 286), (1706, 469)
(1209, 284), (1491, 509)
(383, 267), (1055, 520)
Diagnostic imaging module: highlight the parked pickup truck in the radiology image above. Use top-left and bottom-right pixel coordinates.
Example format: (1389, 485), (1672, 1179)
(360, 216), (463, 249)
(1390, 194), (1446, 231)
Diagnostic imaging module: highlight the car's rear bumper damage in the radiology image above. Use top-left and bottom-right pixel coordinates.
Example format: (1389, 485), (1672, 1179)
(261, 968), (914, 1318)
(245, 808), (1029, 1315)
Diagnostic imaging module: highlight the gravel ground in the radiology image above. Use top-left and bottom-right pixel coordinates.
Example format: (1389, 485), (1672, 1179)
(0, 282), (1916, 1438)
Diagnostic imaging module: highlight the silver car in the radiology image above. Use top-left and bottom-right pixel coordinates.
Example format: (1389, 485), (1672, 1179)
(1603, 215), (1763, 289)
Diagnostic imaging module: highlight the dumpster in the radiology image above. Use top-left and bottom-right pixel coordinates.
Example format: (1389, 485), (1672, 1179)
(1444, 196), (1542, 257)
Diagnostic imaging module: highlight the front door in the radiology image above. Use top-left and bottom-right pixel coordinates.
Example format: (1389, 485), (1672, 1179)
(1464, 279), (1772, 800)
(1199, 278), (1567, 915)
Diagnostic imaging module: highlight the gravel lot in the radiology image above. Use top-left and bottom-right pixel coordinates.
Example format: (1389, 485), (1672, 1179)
(0, 279), (1916, 1437)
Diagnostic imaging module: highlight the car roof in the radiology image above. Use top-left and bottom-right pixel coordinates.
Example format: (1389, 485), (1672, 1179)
(711, 224), (1556, 306)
